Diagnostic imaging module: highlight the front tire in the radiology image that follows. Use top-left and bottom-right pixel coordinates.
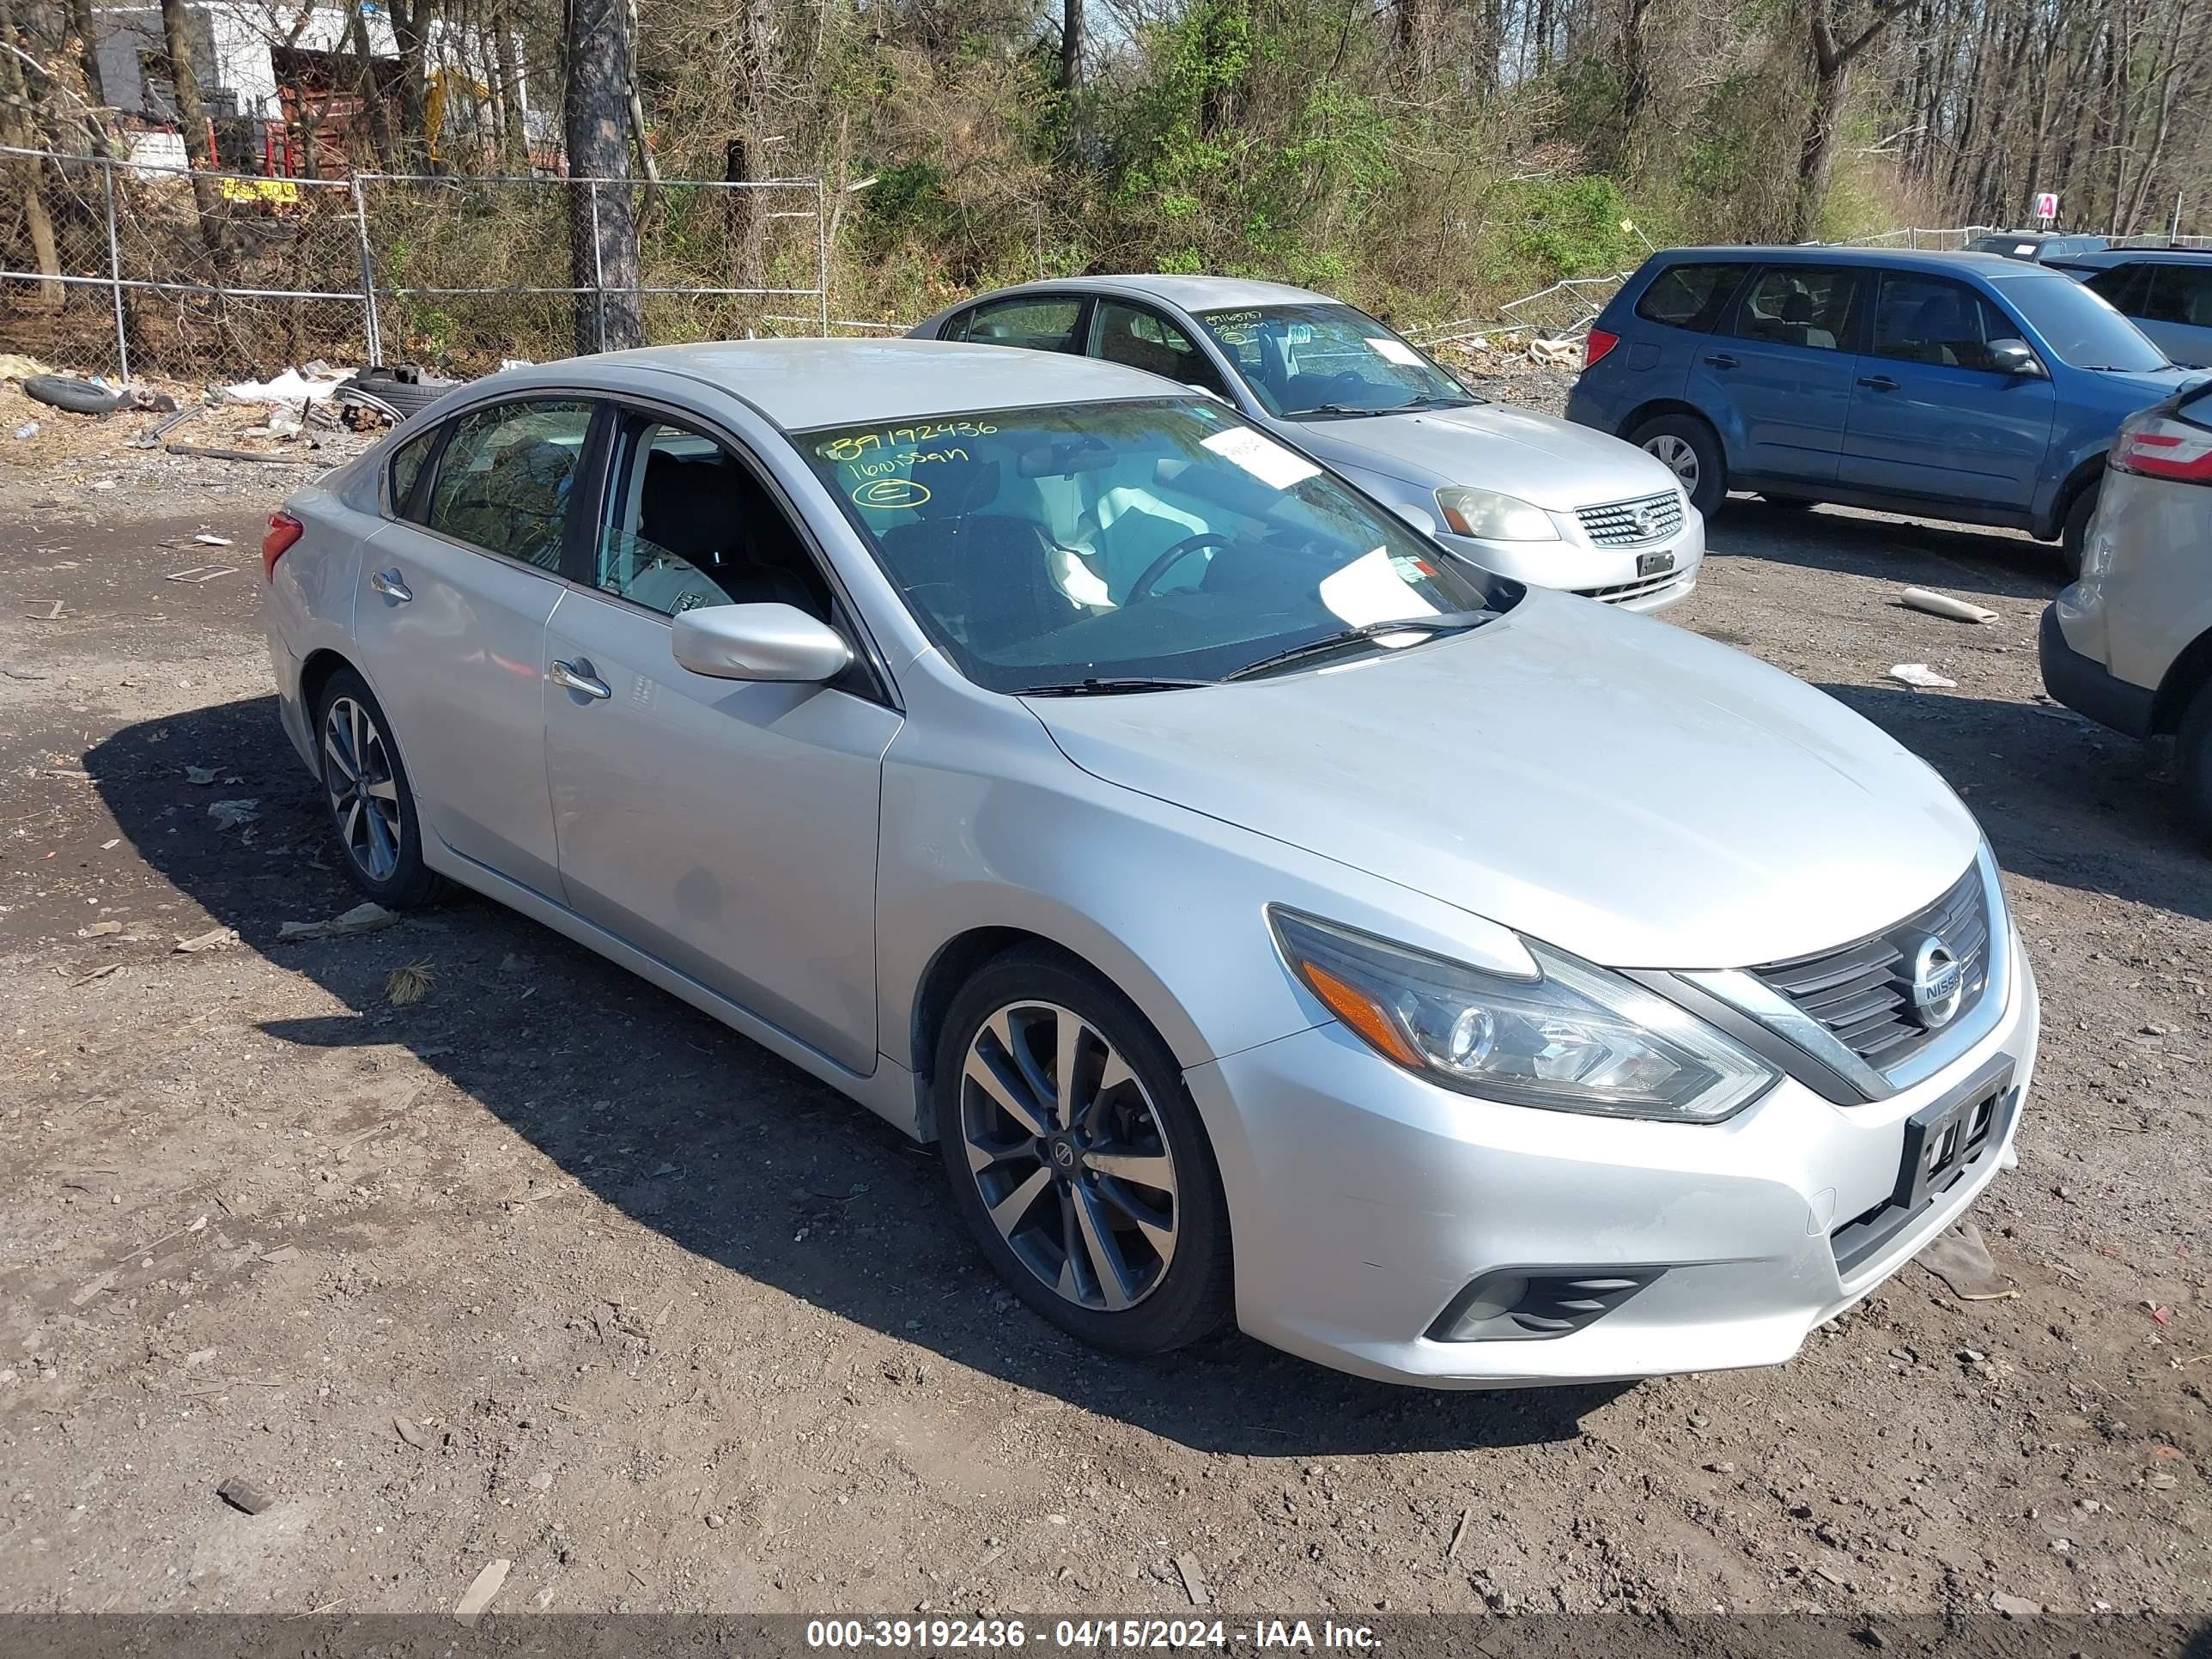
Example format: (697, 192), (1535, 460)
(313, 667), (445, 908)
(1630, 413), (1727, 518)
(2178, 683), (2212, 846)
(934, 949), (1233, 1356)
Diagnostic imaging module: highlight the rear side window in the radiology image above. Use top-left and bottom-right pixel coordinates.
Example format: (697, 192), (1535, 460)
(2084, 263), (2150, 312)
(422, 398), (596, 571)
(2143, 264), (2212, 328)
(1633, 263), (1741, 331)
(1725, 266), (1857, 352)
(387, 429), (434, 520)
(951, 296), (1086, 353)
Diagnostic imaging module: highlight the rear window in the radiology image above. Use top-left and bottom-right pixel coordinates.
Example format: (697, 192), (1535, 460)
(1634, 263), (1741, 331)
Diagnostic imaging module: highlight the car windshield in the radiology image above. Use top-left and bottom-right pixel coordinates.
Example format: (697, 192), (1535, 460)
(1190, 302), (1477, 419)
(801, 398), (1511, 695)
(2002, 273), (2170, 371)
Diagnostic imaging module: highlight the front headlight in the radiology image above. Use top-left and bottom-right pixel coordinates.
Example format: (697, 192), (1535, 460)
(1435, 485), (1560, 541)
(1269, 908), (1777, 1121)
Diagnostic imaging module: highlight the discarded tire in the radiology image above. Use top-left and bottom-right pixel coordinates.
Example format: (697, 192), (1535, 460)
(333, 365), (461, 424)
(21, 374), (125, 416)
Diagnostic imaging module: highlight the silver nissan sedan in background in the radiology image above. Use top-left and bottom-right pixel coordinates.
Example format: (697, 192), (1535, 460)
(911, 276), (1705, 611)
(260, 339), (2036, 1388)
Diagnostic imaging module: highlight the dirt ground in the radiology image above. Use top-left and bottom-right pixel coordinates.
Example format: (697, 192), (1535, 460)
(0, 381), (2206, 1632)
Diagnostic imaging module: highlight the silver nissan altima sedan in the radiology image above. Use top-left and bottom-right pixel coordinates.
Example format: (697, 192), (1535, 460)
(260, 339), (2038, 1388)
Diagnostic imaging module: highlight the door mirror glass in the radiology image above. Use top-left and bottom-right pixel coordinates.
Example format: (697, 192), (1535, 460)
(1987, 337), (2044, 376)
(671, 602), (853, 683)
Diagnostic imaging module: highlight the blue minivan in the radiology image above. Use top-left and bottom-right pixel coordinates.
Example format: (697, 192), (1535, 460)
(1565, 246), (2193, 573)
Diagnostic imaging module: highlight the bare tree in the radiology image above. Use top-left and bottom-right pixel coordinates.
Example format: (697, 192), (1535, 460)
(1792, 0), (1913, 239)
(0, 0), (62, 309)
(1061, 0), (1084, 93)
(564, 0), (642, 351)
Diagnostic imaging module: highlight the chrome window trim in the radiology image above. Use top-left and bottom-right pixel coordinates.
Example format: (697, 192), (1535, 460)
(1684, 842), (2011, 1103)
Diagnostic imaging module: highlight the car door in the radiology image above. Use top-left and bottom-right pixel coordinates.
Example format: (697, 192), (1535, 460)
(350, 396), (598, 896)
(1088, 299), (1235, 398)
(940, 293), (1093, 356)
(1838, 272), (2057, 507)
(1687, 264), (1862, 483)
(2136, 264), (2212, 368)
(541, 404), (901, 1073)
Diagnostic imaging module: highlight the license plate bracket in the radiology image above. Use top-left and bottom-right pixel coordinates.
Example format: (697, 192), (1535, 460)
(1636, 550), (1675, 579)
(1894, 1056), (2014, 1212)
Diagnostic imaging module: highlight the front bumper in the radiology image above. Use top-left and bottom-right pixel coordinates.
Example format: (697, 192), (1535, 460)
(1187, 930), (2038, 1389)
(1437, 507), (1704, 615)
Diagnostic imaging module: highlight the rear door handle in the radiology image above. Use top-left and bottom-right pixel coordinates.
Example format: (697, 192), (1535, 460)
(1856, 374), (1900, 392)
(550, 659), (611, 701)
(1701, 354), (1738, 369)
(368, 568), (413, 603)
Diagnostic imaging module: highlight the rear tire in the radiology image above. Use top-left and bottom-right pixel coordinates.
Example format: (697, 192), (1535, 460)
(1630, 413), (1727, 518)
(312, 668), (447, 909)
(2060, 481), (2100, 580)
(934, 948), (1233, 1357)
(2179, 683), (2212, 846)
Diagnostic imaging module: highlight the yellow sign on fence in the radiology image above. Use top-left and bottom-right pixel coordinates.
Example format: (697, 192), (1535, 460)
(217, 177), (301, 205)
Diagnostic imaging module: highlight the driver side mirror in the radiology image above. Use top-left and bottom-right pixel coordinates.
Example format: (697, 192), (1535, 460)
(671, 602), (852, 684)
(1988, 337), (2045, 378)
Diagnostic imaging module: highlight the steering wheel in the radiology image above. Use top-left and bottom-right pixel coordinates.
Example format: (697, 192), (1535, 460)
(1127, 532), (1233, 603)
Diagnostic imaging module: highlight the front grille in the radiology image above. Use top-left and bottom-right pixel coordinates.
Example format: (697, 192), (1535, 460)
(1753, 862), (1990, 1074)
(1576, 489), (1684, 546)
(1577, 569), (1685, 604)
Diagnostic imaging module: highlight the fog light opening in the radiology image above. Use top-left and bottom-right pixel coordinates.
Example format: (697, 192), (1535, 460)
(1427, 1267), (1662, 1343)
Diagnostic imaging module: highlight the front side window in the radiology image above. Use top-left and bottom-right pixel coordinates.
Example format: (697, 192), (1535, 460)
(422, 399), (595, 570)
(2002, 272), (2169, 370)
(1634, 263), (1743, 331)
(1189, 302), (1476, 419)
(800, 398), (1510, 694)
(2143, 264), (2212, 328)
(2082, 264), (2149, 312)
(595, 416), (832, 619)
(951, 296), (1086, 353)
(1726, 266), (1857, 352)
(1869, 274), (2018, 373)
(1092, 301), (1229, 396)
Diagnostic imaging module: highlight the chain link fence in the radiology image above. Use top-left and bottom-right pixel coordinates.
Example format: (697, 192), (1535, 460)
(0, 146), (829, 384)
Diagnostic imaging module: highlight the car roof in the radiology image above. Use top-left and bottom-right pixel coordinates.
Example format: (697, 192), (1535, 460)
(945, 275), (1336, 313)
(575, 338), (1187, 429)
(1649, 246), (2056, 281)
(2055, 246), (2212, 266)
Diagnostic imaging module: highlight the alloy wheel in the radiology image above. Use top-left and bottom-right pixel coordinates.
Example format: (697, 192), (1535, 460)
(323, 695), (404, 883)
(957, 1000), (1180, 1311)
(1644, 434), (1699, 490)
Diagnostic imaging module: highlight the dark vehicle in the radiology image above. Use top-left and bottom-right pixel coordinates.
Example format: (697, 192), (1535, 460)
(2047, 249), (2212, 369)
(1966, 232), (2111, 264)
(1565, 246), (2194, 574)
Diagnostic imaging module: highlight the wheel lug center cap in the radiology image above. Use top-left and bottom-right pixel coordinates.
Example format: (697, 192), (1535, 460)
(1045, 1134), (1082, 1176)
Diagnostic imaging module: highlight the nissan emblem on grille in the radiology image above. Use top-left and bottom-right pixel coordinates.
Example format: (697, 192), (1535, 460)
(1911, 934), (1964, 1029)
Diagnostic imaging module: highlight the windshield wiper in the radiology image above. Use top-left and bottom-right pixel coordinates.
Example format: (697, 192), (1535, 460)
(1224, 611), (1494, 682)
(1396, 393), (1485, 410)
(1292, 403), (1376, 418)
(1018, 677), (1211, 696)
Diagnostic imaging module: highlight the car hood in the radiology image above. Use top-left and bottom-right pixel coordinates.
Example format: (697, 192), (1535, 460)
(1285, 402), (1678, 510)
(2091, 364), (2201, 404)
(1024, 594), (1981, 969)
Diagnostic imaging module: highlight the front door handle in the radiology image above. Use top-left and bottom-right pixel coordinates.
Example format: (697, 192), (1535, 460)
(1856, 374), (1900, 392)
(1702, 353), (1739, 369)
(368, 568), (413, 603)
(550, 659), (611, 701)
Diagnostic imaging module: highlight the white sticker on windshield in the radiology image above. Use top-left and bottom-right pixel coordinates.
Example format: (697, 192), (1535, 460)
(1365, 337), (1425, 367)
(1202, 426), (1321, 490)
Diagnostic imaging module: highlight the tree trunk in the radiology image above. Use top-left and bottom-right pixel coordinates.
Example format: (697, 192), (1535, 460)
(388, 0), (434, 167)
(1618, 0), (1654, 155)
(158, 0), (232, 290)
(564, 0), (642, 352)
(64, 0), (105, 108)
(1792, 52), (1851, 240)
(1060, 0), (1083, 92)
(346, 0), (398, 171)
(1394, 0), (1432, 81)
(0, 0), (63, 311)
(493, 2), (528, 166)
